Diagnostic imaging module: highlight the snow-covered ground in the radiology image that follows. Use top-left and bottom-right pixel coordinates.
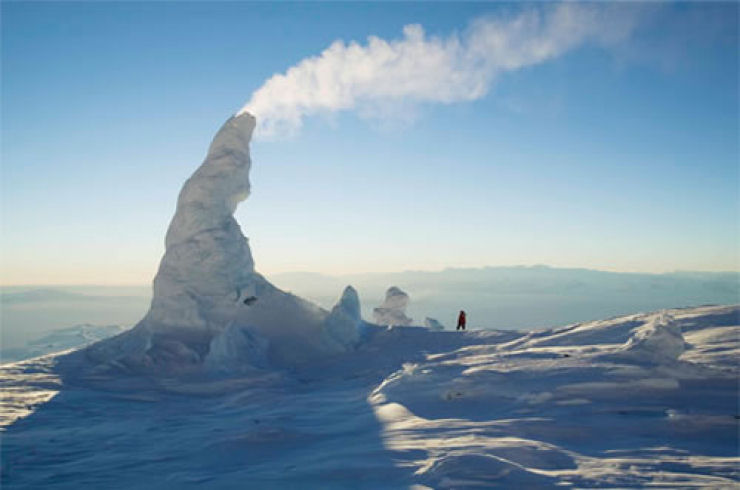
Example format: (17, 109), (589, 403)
(2, 304), (737, 488)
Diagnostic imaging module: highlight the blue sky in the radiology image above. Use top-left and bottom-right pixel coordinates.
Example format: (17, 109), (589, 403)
(2, 2), (738, 285)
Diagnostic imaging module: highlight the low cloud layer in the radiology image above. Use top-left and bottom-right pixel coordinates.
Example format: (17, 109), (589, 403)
(241, 3), (644, 137)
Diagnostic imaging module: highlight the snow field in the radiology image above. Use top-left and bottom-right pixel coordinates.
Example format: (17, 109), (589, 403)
(2, 305), (737, 488)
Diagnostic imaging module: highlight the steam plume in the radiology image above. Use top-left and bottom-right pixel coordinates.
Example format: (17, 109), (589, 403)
(241, 3), (643, 137)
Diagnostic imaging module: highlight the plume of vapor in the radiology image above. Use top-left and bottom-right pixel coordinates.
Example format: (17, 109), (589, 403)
(240, 3), (644, 137)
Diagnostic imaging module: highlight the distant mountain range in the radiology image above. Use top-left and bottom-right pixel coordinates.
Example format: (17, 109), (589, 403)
(2, 266), (737, 348)
(268, 266), (739, 330)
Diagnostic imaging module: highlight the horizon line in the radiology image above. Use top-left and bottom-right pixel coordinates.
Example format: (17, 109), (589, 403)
(2, 264), (738, 288)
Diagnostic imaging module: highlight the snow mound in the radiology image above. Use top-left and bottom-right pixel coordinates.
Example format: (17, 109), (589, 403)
(424, 317), (445, 331)
(83, 113), (359, 375)
(621, 311), (686, 362)
(373, 286), (412, 326)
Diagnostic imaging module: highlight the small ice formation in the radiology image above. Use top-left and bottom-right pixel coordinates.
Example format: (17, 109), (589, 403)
(424, 317), (445, 331)
(324, 286), (362, 348)
(373, 286), (413, 326)
(85, 113), (360, 374)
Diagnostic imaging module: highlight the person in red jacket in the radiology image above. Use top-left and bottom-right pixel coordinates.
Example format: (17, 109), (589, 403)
(457, 310), (466, 331)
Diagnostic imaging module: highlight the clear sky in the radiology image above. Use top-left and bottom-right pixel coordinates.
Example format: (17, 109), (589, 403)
(2, 2), (738, 285)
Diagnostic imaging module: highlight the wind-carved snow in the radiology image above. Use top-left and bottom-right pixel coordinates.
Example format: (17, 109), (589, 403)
(621, 311), (686, 362)
(85, 113), (359, 374)
(2, 305), (738, 488)
(366, 306), (739, 488)
(373, 286), (413, 326)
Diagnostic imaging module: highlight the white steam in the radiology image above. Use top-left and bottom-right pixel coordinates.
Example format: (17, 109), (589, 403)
(241, 3), (643, 137)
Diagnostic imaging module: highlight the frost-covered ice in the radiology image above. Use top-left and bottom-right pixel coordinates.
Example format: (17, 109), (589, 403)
(373, 286), (413, 326)
(324, 286), (363, 348)
(83, 113), (358, 374)
(2, 305), (738, 488)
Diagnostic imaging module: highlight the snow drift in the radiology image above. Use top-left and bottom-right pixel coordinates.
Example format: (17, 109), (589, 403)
(85, 113), (360, 374)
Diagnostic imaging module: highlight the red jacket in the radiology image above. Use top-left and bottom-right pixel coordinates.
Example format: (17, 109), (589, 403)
(458, 311), (466, 326)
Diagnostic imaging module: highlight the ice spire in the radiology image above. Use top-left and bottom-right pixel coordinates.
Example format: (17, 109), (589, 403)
(85, 113), (361, 374)
(146, 113), (258, 332)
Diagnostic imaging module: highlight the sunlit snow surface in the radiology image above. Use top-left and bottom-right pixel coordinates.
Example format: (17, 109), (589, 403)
(2, 305), (738, 488)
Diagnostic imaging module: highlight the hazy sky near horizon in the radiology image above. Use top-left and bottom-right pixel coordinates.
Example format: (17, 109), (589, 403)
(2, 2), (738, 285)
